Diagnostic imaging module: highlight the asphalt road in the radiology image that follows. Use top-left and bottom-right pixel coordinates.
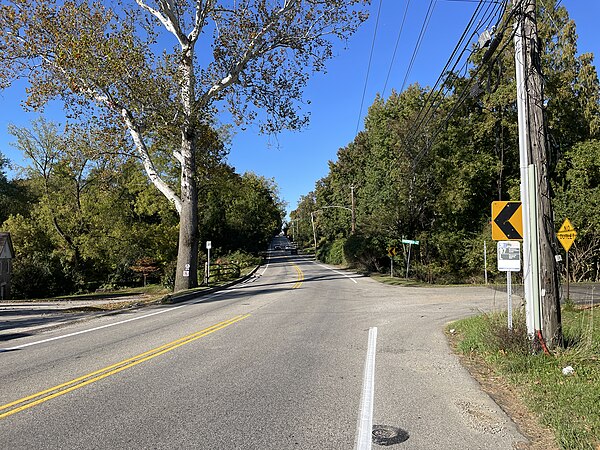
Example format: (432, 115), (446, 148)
(0, 246), (527, 449)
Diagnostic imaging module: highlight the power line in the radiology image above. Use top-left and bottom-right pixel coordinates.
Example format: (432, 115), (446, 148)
(394, 0), (511, 165)
(406, 0), (490, 137)
(409, 0), (516, 167)
(382, 0), (412, 97)
(400, 0), (437, 93)
(356, 0), (383, 134)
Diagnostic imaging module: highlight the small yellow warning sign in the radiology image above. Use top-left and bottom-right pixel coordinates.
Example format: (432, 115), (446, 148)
(557, 218), (577, 252)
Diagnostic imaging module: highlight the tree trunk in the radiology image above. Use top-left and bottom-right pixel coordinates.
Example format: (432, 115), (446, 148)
(173, 42), (199, 292)
(174, 135), (199, 291)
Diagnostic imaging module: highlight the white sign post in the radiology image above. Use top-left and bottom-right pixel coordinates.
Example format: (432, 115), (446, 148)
(401, 239), (420, 279)
(206, 241), (212, 286)
(497, 241), (521, 330)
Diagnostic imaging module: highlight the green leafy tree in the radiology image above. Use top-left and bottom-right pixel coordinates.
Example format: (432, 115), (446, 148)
(0, 152), (12, 224)
(0, 0), (370, 291)
(6, 120), (181, 295)
(199, 167), (284, 254)
(289, 191), (316, 249)
(0, 152), (31, 224)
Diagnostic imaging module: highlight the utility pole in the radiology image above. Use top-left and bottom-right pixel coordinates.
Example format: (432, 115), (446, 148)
(350, 185), (356, 234)
(311, 211), (317, 258)
(514, 0), (562, 348)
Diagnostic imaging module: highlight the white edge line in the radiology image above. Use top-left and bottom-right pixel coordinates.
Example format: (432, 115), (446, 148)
(260, 263), (270, 277)
(314, 262), (358, 283)
(2, 261), (273, 351)
(355, 327), (378, 450)
(1, 305), (186, 351)
(1, 284), (236, 351)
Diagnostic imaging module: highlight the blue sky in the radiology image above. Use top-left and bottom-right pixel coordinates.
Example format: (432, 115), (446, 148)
(1, 1), (598, 219)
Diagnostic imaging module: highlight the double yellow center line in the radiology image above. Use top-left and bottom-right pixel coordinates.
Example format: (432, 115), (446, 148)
(291, 263), (304, 289)
(0, 314), (250, 420)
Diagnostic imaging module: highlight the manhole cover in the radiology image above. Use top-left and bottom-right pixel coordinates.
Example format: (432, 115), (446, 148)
(372, 425), (409, 446)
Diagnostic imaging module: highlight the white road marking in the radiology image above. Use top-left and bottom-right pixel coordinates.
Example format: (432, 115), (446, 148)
(355, 327), (378, 450)
(242, 262), (269, 284)
(1, 305), (186, 351)
(314, 262), (358, 283)
(260, 263), (270, 276)
(2, 262), (273, 351)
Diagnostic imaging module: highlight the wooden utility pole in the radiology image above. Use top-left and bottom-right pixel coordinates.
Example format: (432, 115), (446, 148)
(519, 0), (562, 348)
(350, 185), (356, 234)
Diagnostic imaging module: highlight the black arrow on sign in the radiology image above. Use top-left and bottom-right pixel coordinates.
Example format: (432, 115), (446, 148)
(494, 202), (522, 239)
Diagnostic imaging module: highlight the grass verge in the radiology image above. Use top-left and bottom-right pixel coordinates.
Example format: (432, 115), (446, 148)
(369, 274), (428, 287)
(449, 306), (600, 450)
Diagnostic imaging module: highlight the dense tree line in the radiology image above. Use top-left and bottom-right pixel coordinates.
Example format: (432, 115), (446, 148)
(0, 120), (284, 299)
(291, 1), (600, 284)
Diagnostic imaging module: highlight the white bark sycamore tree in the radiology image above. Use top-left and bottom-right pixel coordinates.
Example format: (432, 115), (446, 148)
(0, 0), (369, 291)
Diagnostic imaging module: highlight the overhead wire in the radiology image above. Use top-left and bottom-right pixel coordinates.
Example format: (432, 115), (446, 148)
(396, 0), (514, 167)
(400, 0), (437, 93)
(411, 0), (505, 131)
(411, 3), (516, 167)
(405, 0), (490, 141)
(356, 0), (383, 134)
(382, 0), (412, 97)
(412, 20), (516, 167)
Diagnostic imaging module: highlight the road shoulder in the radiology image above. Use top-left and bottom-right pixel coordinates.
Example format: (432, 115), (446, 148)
(446, 330), (559, 450)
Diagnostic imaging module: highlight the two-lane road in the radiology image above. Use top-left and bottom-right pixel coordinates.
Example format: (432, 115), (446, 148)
(1, 253), (527, 449)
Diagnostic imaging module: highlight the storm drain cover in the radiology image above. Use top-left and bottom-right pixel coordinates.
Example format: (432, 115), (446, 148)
(372, 425), (409, 446)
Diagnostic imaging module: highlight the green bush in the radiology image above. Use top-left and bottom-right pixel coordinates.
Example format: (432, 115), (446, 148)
(343, 233), (387, 272)
(220, 250), (262, 270)
(318, 238), (346, 265)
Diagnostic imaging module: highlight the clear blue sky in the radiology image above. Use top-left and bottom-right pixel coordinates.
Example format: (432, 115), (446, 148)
(1, 1), (598, 219)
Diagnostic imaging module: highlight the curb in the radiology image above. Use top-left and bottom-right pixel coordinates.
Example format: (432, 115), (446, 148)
(0, 265), (262, 342)
(157, 264), (261, 305)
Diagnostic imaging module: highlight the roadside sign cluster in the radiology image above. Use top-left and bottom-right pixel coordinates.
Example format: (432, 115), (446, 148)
(386, 240), (420, 279)
(491, 197), (578, 331)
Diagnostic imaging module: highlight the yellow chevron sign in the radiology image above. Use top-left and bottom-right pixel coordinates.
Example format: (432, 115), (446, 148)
(492, 201), (523, 240)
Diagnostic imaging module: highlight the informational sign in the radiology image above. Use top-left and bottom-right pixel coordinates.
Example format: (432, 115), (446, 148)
(492, 201), (523, 240)
(206, 241), (212, 250)
(497, 241), (521, 271)
(557, 218), (577, 252)
(401, 239), (419, 245)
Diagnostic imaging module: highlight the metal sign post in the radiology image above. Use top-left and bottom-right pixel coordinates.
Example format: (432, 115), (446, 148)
(557, 218), (577, 302)
(401, 240), (420, 280)
(206, 241), (212, 286)
(497, 241), (521, 330)
(406, 245), (411, 280)
(388, 247), (397, 277)
(484, 240), (488, 285)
